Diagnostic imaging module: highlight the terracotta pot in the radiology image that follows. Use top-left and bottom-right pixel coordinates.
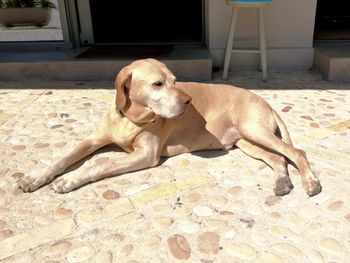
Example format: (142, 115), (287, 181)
(0, 7), (52, 27)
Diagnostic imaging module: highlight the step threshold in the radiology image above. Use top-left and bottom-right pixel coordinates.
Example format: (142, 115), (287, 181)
(0, 47), (212, 82)
(314, 46), (350, 81)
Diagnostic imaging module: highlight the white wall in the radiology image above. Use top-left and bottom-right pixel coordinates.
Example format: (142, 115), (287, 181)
(208, 0), (318, 70)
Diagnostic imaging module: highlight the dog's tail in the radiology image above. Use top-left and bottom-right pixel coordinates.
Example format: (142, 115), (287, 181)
(272, 110), (293, 145)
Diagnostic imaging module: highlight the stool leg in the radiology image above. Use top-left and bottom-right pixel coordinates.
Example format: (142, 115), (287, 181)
(223, 7), (238, 80)
(258, 7), (267, 81)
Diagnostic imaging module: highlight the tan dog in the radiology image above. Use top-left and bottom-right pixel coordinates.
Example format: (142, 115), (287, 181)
(18, 59), (321, 196)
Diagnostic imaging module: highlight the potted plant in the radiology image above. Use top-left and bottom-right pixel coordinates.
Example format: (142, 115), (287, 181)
(0, 0), (56, 27)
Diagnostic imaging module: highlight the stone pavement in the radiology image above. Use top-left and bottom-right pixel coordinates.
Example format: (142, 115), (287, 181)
(0, 71), (349, 263)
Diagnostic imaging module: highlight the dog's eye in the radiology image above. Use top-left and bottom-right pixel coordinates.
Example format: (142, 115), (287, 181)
(153, 81), (163, 87)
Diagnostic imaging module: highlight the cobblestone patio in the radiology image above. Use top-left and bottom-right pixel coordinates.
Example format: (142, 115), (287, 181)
(0, 71), (349, 262)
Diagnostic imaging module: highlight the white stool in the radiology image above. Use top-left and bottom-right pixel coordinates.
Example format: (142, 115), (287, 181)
(223, 0), (271, 81)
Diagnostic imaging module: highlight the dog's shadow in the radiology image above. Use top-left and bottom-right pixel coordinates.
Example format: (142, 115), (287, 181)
(78, 144), (228, 168)
(55, 144), (229, 189)
(191, 150), (228, 158)
(157, 150), (228, 166)
(66, 145), (227, 168)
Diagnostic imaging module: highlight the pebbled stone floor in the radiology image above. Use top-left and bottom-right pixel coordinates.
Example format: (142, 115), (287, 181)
(0, 71), (350, 263)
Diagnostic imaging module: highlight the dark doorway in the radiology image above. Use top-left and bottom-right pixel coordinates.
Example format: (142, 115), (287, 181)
(314, 0), (350, 41)
(89, 0), (204, 44)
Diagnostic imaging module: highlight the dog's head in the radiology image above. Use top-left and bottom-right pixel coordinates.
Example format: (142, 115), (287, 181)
(115, 59), (192, 123)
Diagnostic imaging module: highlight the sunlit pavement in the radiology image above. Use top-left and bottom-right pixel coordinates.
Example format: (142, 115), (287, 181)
(0, 71), (349, 262)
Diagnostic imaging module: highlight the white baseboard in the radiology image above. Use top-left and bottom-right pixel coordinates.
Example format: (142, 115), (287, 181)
(210, 47), (314, 70)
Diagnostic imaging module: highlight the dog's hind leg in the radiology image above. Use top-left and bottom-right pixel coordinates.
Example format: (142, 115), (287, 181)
(238, 124), (321, 197)
(236, 139), (294, 196)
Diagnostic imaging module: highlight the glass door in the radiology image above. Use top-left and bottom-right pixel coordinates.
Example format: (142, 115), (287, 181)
(0, 0), (65, 43)
(314, 0), (350, 41)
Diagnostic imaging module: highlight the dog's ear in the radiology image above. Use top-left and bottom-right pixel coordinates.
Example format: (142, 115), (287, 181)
(115, 66), (132, 110)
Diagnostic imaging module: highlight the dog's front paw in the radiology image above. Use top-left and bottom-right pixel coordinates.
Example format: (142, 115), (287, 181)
(303, 177), (322, 197)
(52, 174), (80, 193)
(17, 171), (50, 192)
(273, 176), (294, 196)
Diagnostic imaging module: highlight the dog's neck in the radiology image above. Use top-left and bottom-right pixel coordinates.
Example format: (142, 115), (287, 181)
(116, 100), (158, 124)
